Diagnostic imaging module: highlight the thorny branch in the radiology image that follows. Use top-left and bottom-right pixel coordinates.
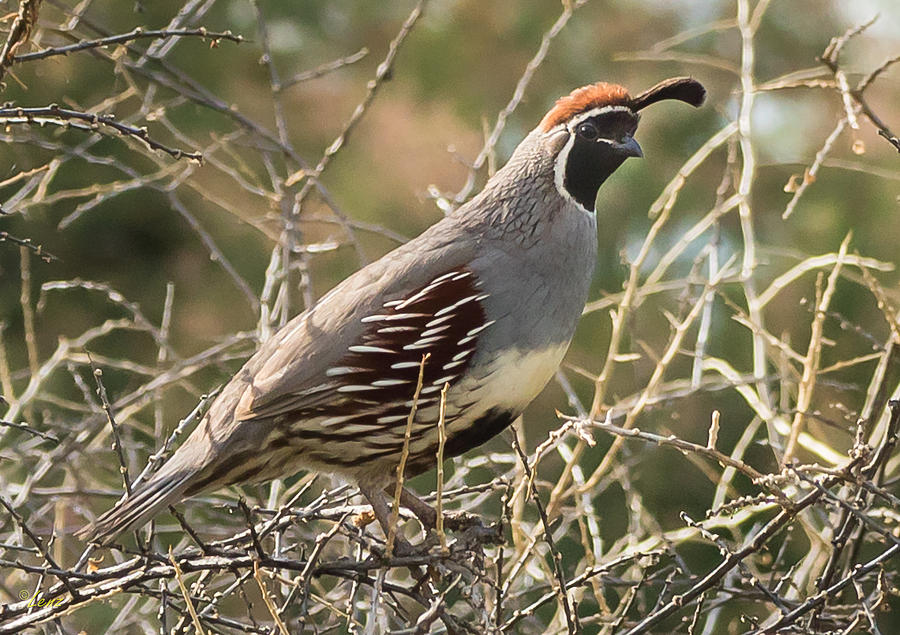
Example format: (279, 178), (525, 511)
(819, 18), (900, 153)
(0, 230), (58, 262)
(11, 27), (243, 64)
(0, 105), (203, 160)
(0, 0), (42, 84)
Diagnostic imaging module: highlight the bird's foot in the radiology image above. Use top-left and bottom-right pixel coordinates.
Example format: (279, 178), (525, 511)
(389, 534), (436, 558)
(398, 486), (488, 534)
(441, 510), (485, 532)
(457, 519), (504, 547)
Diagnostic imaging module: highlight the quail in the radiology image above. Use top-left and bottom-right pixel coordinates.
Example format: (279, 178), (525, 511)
(79, 77), (706, 546)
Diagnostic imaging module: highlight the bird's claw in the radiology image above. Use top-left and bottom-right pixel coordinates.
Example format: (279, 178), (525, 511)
(442, 510), (484, 531)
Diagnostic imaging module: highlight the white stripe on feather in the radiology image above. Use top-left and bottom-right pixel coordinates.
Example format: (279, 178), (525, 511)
(336, 384), (379, 393)
(348, 345), (394, 354)
(325, 366), (358, 377)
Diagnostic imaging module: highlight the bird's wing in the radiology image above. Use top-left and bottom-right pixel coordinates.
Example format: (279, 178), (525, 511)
(215, 217), (489, 428)
(240, 264), (493, 426)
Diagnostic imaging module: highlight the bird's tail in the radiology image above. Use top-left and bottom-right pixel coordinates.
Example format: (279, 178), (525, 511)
(76, 467), (196, 545)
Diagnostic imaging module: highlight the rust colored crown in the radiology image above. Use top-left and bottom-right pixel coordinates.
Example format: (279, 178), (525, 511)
(539, 77), (706, 132)
(540, 82), (631, 132)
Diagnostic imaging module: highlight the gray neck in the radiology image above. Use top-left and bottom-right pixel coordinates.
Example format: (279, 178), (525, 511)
(451, 129), (599, 351)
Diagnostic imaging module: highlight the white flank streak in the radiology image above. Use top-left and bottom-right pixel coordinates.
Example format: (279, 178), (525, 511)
(422, 280), (445, 294)
(298, 384), (333, 395)
(431, 375), (456, 386)
(397, 275), (452, 308)
(452, 349), (473, 361)
(378, 326), (417, 334)
(336, 384), (379, 393)
(457, 335), (476, 346)
(466, 320), (496, 337)
(391, 361), (422, 370)
(325, 366), (357, 377)
(425, 314), (455, 329)
(348, 345), (393, 354)
(383, 299), (402, 308)
(432, 305), (456, 318)
(376, 414), (409, 424)
(403, 336), (444, 350)
(396, 289), (430, 309)
(442, 359), (465, 370)
(337, 423), (382, 434)
(371, 379), (408, 387)
(320, 415), (355, 427)
(451, 271), (472, 281)
(381, 312), (427, 321)
(419, 385), (443, 395)
(420, 324), (451, 338)
(430, 270), (460, 284)
(404, 398), (437, 407)
(434, 293), (485, 318)
(403, 343), (433, 351)
(361, 314), (391, 323)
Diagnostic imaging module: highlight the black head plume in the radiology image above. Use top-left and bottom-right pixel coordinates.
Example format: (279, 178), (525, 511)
(630, 77), (706, 112)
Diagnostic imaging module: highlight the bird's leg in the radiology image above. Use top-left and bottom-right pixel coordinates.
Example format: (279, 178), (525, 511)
(399, 486), (437, 529)
(399, 486), (484, 532)
(358, 483), (416, 556)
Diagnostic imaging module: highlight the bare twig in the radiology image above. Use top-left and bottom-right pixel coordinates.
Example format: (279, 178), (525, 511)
(279, 47), (369, 90)
(435, 382), (449, 554)
(387, 353), (429, 556)
(0, 0), (42, 83)
(510, 429), (578, 634)
(819, 19), (900, 153)
(252, 560), (289, 635)
(89, 364), (132, 495)
(783, 234), (850, 464)
(168, 546), (208, 635)
(0, 417), (57, 442)
(13, 27), (243, 64)
(0, 231), (58, 262)
(285, 0), (427, 193)
(0, 105), (202, 160)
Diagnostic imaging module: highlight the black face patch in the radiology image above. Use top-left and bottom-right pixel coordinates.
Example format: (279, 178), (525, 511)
(563, 110), (639, 211)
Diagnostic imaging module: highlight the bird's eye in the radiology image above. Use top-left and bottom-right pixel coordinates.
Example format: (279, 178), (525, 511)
(576, 122), (599, 140)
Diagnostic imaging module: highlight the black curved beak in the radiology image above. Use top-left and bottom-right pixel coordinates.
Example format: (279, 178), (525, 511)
(614, 135), (643, 159)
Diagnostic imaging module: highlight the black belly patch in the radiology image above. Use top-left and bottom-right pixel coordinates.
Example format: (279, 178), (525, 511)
(443, 408), (517, 460)
(403, 407), (518, 476)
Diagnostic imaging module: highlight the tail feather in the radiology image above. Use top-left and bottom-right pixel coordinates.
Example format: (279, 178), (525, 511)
(76, 470), (195, 544)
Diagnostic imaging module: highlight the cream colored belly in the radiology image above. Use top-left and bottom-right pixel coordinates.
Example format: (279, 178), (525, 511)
(458, 343), (569, 412)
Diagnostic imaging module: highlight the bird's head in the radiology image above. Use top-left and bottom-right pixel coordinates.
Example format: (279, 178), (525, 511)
(539, 77), (706, 213)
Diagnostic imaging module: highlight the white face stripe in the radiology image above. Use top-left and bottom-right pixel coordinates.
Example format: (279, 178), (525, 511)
(553, 131), (589, 215)
(568, 104), (636, 124)
(547, 105), (639, 134)
(548, 105), (639, 215)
